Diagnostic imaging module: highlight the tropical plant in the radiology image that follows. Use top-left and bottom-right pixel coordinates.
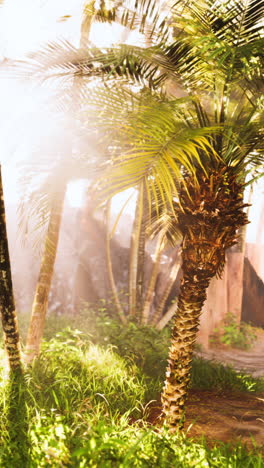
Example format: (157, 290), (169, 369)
(86, 0), (264, 429)
(210, 312), (257, 350)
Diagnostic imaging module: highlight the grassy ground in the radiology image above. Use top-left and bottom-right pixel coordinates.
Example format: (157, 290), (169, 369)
(0, 308), (263, 467)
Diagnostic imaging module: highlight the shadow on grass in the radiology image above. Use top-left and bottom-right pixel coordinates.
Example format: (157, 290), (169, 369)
(1, 368), (31, 468)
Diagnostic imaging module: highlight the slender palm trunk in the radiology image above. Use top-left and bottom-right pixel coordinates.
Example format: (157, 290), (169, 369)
(129, 184), (144, 316)
(105, 200), (127, 324)
(25, 192), (64, 363)
(25, 6), (95, 364)
(136, 183), (148, 312)
(0, 165), (22, 371)
(152, 257), (180, 326)
(141, 231), (164, 324)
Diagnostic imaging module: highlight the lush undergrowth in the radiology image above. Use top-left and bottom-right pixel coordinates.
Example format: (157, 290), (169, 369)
(0, 308), (263, 467)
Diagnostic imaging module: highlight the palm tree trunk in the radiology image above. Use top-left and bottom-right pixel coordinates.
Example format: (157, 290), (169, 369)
(161, 267), (212, 428)
(129, 183), (144, 316)
(0, 165), (22, 371)
(25, 192), (64, 363)
(105, 199), (127, 324)
(136, 183), (148, 312)
(141, 231), (164, 324)
(25, 4), (95, 364)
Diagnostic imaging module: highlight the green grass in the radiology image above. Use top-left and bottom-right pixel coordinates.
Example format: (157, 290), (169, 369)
(191, 357), (264, 393)
(0, 308), (263, 467)
(35, 308), (264, 394)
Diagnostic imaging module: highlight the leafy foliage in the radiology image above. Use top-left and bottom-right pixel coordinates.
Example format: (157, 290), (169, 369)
(16, 307), (264, 395)
(0, 315), (263, 466)
(210, 313), (258, 350)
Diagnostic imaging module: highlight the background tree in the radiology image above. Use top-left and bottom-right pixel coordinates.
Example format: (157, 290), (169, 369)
(24, 1), (99, 363)
(0, 165), (22, 371)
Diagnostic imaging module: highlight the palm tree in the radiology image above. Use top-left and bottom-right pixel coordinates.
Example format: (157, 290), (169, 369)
(24, 188), (65, 363)
(159, 0), (264, 428)
(24, 1), (99, 363)
(0, 165), (22, 371)
(87, 0), (264, 428)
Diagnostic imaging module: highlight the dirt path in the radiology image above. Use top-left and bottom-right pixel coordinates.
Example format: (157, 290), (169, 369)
(185, 390), (264, 450)
(196, 328), (264, 378)
(148, 390), (264, 451)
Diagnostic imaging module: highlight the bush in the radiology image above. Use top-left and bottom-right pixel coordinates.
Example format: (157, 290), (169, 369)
(210, 313), (257, 350)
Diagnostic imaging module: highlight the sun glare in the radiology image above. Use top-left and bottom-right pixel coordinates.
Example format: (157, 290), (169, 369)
(0, 0), (83, 58)
(66, 179), (87, 208)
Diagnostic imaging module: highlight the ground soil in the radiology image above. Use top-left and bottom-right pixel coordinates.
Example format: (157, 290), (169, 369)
(149, 329), (264, 452)
(185, 389), (263, 450)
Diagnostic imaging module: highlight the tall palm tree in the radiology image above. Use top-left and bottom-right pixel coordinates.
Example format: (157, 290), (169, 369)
(24, 187), (65, 363)
(24, 1), (99, 363)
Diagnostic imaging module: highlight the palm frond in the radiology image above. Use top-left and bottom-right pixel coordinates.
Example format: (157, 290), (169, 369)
(88, 86), (218, 212)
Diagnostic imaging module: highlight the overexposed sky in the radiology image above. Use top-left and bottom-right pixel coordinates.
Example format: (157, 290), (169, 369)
(0, 0), (83, 57)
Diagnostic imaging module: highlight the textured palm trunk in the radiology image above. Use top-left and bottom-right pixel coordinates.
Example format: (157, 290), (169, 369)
(106, 200), (127, 324)
(0, 165), (22, 371)
(161, 168), (248, 429)
(141, 231), (164, 324)
(129, 184), (144, 316)
(25, 192), (64, 363)
(161, 266), (212, 428)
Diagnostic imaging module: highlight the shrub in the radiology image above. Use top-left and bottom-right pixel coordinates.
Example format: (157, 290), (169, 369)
(210, 313), (257, 350)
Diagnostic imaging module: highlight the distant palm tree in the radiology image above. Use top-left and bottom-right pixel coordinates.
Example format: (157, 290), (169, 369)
(24, 1), (99, 363)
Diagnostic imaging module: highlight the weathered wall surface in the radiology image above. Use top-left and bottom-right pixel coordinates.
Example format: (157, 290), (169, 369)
(197, 253), (264, 348)
(246, 243), (264, 283)
(242, 258), (264, 328)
